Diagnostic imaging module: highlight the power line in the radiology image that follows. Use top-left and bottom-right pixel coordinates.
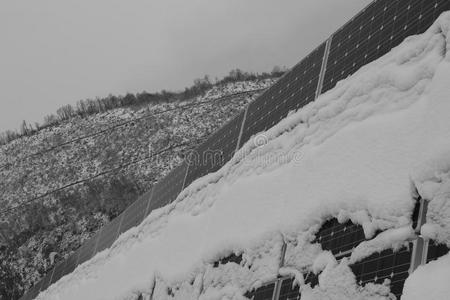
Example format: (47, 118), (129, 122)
(0, 138), (205, 217)
(1, 94), (243, 217)
(0, 89), (265, 171)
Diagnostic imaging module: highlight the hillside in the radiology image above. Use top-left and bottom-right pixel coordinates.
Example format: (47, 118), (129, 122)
(0, 78), (277, 298)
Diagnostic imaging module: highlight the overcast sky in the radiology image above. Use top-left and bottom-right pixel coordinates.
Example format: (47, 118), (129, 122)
(0, 0), (371, 132)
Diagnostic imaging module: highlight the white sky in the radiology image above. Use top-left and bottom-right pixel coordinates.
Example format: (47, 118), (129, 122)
(0, 0), (371, 132)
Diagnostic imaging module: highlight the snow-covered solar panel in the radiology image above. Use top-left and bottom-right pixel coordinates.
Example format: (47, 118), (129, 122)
(277, 273), (318, 300)
(239, 43), (325, 148)
(314, 219), (366, 256)
(244, 282), (276, 300)
(278, 277), (300, 300)
(184, 112), (244, 188)
(322, 0), (450, 93)
(350, 244), (412, 299)
(23, 1), (450, 297)
(426, 240), (450, 263)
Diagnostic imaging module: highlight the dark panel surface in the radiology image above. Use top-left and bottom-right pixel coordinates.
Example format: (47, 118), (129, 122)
(118, 194), (149, 235)
(96, 214), (122, 253)
(244, 282), (276, 300)
(304, 272), (319, 288)
(278, 277), (300, 300)
(350, 245), (412, 299)
(76, 234), (99, 266)
(426, 240), (450, 262)
(213, 253), (242, 268)
(314, 219), (366, 256)
(184, 112), (244, 188)
(50, 261), (67, 284)
(240, 43), (325, 147)
(147, 162), (188, 212)
(322, 0), (450, 93)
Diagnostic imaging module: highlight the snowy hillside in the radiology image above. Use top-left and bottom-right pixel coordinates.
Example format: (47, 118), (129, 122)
(34, 12), (450, 300)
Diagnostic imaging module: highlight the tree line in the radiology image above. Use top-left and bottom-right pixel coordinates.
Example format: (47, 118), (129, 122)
(0, 67), (286, 146)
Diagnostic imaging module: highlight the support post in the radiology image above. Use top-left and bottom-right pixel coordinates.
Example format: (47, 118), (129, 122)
(236, 106), (249, 151)
(315, 36), (333, 100)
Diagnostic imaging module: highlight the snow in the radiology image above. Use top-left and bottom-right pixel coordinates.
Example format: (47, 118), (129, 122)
(402, 254), (450, 300)
(36, 12), (450, 300)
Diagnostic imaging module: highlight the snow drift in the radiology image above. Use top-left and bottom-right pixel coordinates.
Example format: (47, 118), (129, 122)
(36, 13), (450, 300)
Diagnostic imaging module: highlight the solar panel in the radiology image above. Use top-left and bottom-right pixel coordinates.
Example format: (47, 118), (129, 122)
(350, 244), (412, 299)
(184, 112), (244, 188)
(244, 282), (276, 300)
(118, 195), (148, 235)
(278, 277), (300, 300)
(148, 162), (188, 212)
(314, 219), (366, 256)
(426, 240), (450, 263)
(239, 43), (325, 148)
(276, 272), (318, 300)
(322, 0), (450, 93)
(76, 234), (99, 266)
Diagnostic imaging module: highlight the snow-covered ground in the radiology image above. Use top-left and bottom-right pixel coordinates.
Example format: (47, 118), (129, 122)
(35, 13), (450, 300)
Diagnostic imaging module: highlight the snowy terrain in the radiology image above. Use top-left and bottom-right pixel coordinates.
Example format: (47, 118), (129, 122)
(35, 13), (450, 300)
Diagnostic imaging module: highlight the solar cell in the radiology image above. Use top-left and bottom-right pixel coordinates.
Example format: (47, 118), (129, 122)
(147, 162), (188, 212)
(314, 218), (366, 256)
(244, 282), (276, 300)
(322, 0), (450, 93)
(277, 272), (318, 300)
(350, 244), (412, 299)
(278, 277), (300, 300)
(426, 239), (450, 262)
(184, 112), (244, 188)
(213, 253), (243, 268)
(304, 272), (319, 288)
(239, 43), (325, 148)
